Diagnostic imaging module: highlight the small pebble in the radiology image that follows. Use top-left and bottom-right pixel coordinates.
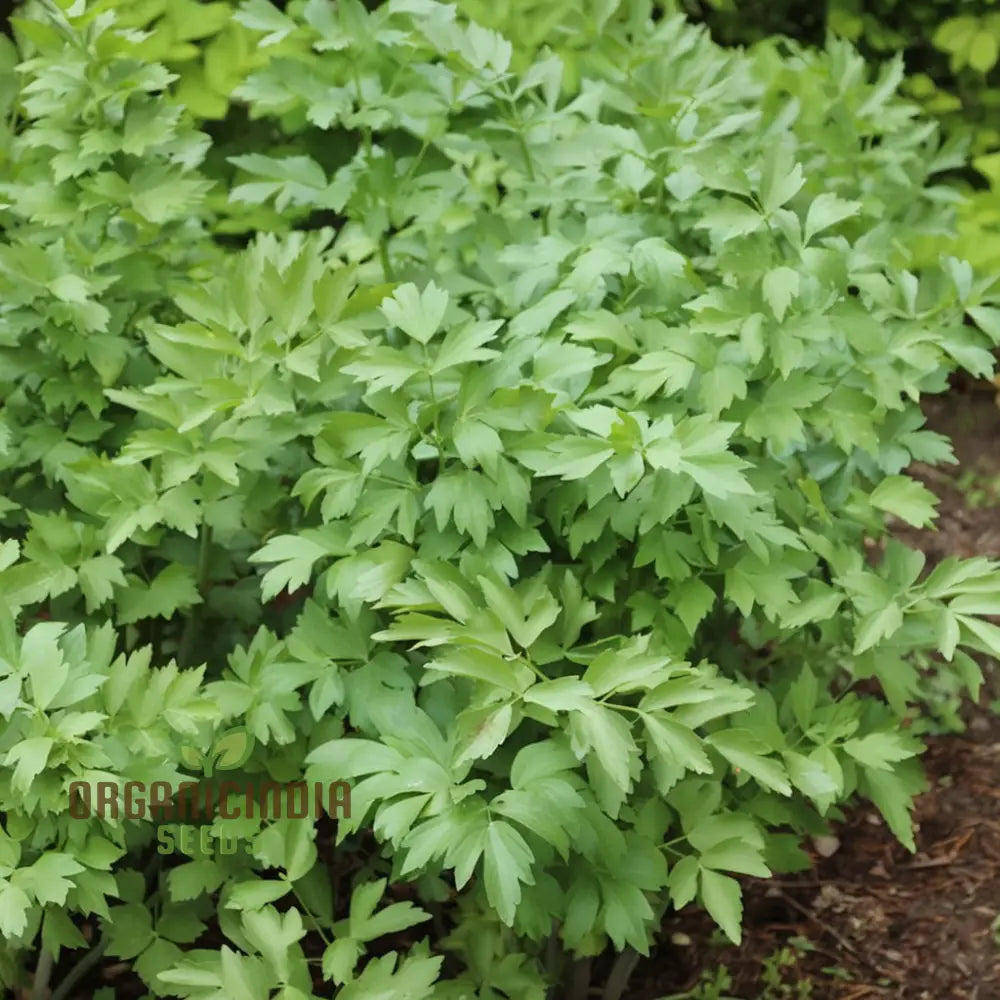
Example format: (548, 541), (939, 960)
(812, 835), (841, 858)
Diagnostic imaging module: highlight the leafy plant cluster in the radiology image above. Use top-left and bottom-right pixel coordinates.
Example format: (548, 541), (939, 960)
(682, 0), (1000, 275)
(662, 938), (817, 1000)
(687, 0), (1000, 135)
(2, 1), (1000, 998)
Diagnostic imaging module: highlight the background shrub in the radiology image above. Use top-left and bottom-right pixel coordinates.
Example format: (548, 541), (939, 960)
(680, 0), (1000, 272)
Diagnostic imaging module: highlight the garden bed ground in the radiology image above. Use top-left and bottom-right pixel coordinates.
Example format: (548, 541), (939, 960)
(635, 389), (1000, 1000)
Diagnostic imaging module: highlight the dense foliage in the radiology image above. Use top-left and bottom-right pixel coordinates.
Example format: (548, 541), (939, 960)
(686, 0), (1000, 274)
(2, 1), (1000, 998)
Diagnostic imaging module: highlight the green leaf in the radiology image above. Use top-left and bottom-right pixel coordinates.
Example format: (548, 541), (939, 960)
(220, 946), (268, 1000)
(107, 903), (155, 959)
(535, 436), (616, 481)
(428, 646), (530, 693)
(864, 769), (918, 852)
(482, 821), (535, 925)
(240, 907), (305, 985)
(708, 729), (792, 796)
(842, 732), (918, 772)
(783, 750), (840, 801)
(230, 153), (333, 210)
(117, 564), (203, 625)
(695, 198), (764, 242)
(167, 861), (222, 902)
(787, 664), (818, 732)
(323, 938), (362, 984)
(510, 741), (581, 789)
(349, 880), (429, 941)
(225, 879), (292, 911)
(20, 622), (67, 711)
(699, 838), (770, 878)
(870, 476), (939, 528)
(803, 193), (861, 242)
(5, 738), (54, 794)
(581, 644), (669, 696)
(380, 282), (449, 345)
(0, 881), (31, 938)
(454, 702), (514, 766)
(283, 821), (317, 882)
(671, 578), (716, 634)
(306, 738), (404, 778)
(853, 603), (904, 654)
(699, 869), (743, 944)
(336, 952), (443, 1000)
(17, 853), (84, 907)
(668, 855), (700, 909)
(430, 320), (502, 373)
(453, 419), (504, 475)
(234, 0), (299, 46)
(571, 704), (635, 792)
(969, 30), (999, 73)
(524, 677), (594, 713)
(762, 266), (799, 322)
(967, 306), (1000, 343)
(78, 555), (127, 612)
(760, 147), (805, 213)
(250, 529), (348, 602)
(642, 712), (713, 776)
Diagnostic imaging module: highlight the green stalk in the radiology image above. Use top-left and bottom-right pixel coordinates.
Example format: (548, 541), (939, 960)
(29, 949), (53, 1000)
(566, 956), (592, 1000)
(601, 948), (640, 1000)
(49, 937), (108, 1000)
(379, 235), (395, 281)
(544, 930), (564, 997)
(177, 521), (213, 668)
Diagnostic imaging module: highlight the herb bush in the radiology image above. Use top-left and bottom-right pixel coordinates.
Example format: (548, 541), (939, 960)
(3, 1), (1000, 998)
(674, 0), (1000, 275)
(12, 0), (266, 120)
(681, 0), (1000, 143)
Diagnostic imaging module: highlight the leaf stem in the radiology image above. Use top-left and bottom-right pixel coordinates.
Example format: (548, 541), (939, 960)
(379, 235), (395, 281)
(177, 521), (213, 667)
(601, 947), (640, 1000)
(402, 141), (429, 185)
(30, 949), (53, 1000)
(421, 345), (444, 455)
(565, 956), (592, 1000)
(500, 83), (549, 235)
(49, 936), (108, 1000)
(51, 850), (165, 1000)
(291, 884), (333, 947)
(544, 929), (563, 991)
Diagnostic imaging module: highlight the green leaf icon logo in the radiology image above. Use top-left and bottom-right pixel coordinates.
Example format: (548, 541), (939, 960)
(204, 728), (254, 776)
(179, 745), (205, 771)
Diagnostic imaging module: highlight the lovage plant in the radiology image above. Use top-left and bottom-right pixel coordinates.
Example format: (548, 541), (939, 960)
(2, 1), (1000, 998)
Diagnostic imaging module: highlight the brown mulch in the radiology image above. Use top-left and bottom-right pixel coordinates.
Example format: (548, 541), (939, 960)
(633, 387), (1000, 1000)
(637, 715), (1000, 999)
(891, 392), (1000, 561)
